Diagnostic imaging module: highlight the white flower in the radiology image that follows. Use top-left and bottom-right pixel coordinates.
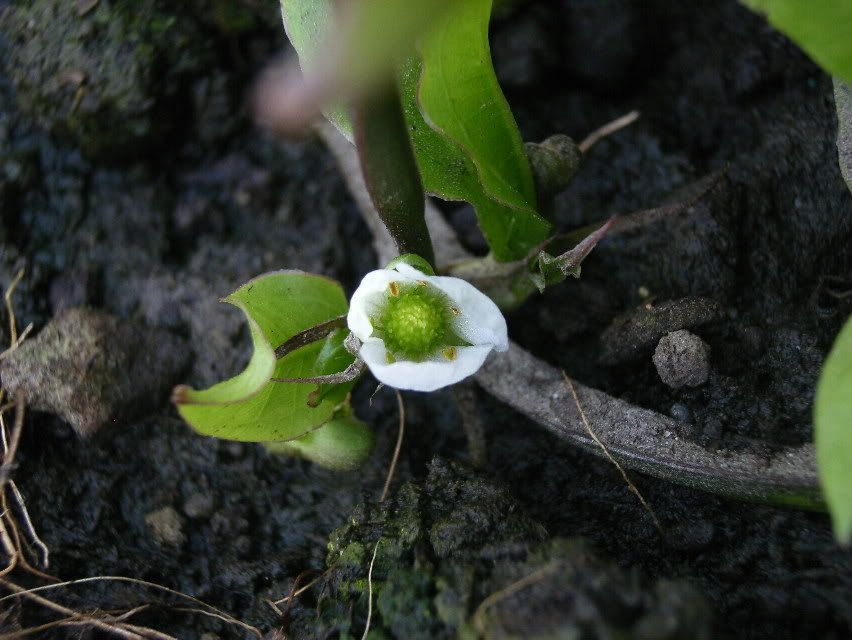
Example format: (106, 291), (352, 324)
(347, 262), (508, 392)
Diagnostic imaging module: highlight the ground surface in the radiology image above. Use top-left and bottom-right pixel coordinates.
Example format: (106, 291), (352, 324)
(1, 0), (851, 638)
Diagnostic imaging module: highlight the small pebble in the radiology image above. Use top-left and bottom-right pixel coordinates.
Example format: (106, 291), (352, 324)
(145, 506), (185, 547)
(653, 330), (711, 389)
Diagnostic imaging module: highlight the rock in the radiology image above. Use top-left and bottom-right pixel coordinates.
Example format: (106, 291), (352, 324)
(0, 307), (190, 435)
(144, 506), (185, 547)
(600, 296), (723, 365)
(653, 329), (711, 389)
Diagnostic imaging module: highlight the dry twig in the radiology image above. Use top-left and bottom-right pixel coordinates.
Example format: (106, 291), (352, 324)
(0, 575), (263, 638)
(380, 391), (405, 502)
(360, 541), (380, 640)
(579, 110), (640, 153)
(0, 580), (175, 640)
(471, 561), (561, 635)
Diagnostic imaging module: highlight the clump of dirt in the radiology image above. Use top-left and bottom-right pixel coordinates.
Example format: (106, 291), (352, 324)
(0, 307), (189, 435)
(300, 460), (711, 640)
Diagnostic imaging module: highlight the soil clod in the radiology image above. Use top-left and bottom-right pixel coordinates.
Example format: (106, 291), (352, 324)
(0, 307), (190, 436)
(653, 329), (711, 389)
(600, 296), (723, 365)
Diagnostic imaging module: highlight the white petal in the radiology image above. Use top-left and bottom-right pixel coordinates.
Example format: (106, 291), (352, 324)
(428, 275), (508, 351)
(347, 268), (419, 341)
(359, 339), (493, 392)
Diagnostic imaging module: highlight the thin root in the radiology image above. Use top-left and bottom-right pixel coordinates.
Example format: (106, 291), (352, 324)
(579, 110), (640, 153)
(472, 561), (561, 635)
(379, 391), (405, 502)
(3, 269), (24, 345)
(561, 371), (663, 534)
(0, 575), (262, 637)
(0, 323), (33, 361)
(360, 541), (380, 640)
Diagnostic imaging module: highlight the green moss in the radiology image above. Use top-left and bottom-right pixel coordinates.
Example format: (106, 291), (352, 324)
(301, 460), (714, 639)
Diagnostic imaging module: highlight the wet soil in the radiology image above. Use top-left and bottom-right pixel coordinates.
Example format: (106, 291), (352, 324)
(1, 0), (851, 638)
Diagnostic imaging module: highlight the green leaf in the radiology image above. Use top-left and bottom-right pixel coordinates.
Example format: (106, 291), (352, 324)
(417, 0), (537, 213)
(814, 315), (852, 545)
(400, 57), (549, 261)
(742, 0), (852, 84)
(280, 0), (550, 262)
(174, 271), (355, 442)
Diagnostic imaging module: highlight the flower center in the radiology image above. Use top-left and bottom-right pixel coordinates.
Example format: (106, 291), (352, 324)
(376, 282), (455, 361)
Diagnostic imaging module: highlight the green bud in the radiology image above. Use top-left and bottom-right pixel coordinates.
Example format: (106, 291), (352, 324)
(265, 415), (374, 471)
(385, 253), (436, 276)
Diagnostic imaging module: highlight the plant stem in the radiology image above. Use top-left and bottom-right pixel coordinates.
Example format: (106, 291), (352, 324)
(353, 81), (435, 266)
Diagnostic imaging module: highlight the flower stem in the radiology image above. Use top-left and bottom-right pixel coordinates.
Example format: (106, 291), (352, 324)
(353, 81), (435, 266)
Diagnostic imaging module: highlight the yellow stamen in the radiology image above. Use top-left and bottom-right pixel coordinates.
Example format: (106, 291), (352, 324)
(442, 347), (457, 361)
(450, 306), (460, 316)
(388, 281), (400, 296)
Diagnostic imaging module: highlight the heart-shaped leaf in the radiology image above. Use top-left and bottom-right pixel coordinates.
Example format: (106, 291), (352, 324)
(173, 271), (355, 442)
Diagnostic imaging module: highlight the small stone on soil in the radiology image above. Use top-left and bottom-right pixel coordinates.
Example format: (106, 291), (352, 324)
(144, 506), (185, 547)
(653, 329), (711, 389)
(600, 296), (722, 365)
(0, 307), (190, 436)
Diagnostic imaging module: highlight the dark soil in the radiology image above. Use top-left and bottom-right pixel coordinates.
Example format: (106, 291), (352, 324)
(1, 0), (851, 638)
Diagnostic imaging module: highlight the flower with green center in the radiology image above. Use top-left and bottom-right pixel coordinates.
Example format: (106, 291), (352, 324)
(347, 261), (508, 391)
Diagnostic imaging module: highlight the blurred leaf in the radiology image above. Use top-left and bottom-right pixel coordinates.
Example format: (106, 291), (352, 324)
(174, 271), (355, 442)
(742, 0), (852, 83)
(280, 0), (549, 262)
(280, 0), (352, 135)
(814, 315), (852, 545)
